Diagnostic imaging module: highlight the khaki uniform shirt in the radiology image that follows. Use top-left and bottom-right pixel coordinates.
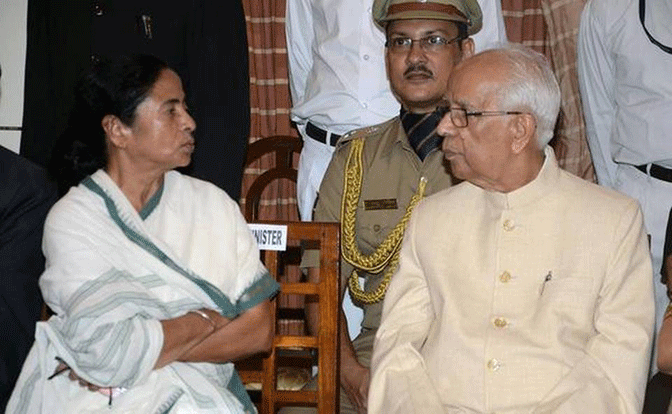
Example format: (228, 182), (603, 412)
(369, 147), (655, 413)
(309, 117), (453, 336)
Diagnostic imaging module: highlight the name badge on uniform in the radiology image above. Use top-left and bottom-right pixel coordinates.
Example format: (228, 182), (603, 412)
(364, 199), (398, 210)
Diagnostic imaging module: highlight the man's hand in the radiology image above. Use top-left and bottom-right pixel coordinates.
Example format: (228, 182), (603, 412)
(341, 363), (370, 414)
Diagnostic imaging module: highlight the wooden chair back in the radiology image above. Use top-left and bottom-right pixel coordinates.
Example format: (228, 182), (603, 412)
(244, 221), (340, 414)
(243, 135), (302, 221)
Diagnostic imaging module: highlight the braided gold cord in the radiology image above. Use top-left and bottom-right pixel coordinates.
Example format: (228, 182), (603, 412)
(347, 246), (402, 304)
(340, 137), (427, 304)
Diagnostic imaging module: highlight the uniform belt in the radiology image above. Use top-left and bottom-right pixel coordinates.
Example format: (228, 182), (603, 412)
(306, 122), (341, 146)
(635, 163), (672, 183)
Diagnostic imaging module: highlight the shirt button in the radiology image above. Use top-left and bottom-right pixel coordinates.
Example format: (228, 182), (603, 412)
(363, 54), (370, 60)
(92, 2), (104, 16)
(503, 219), (514, 231)
(373, 224), (381, 232)
(362, 102), (368, 109)
(499, 271), (511, 283)
(487, 359), (501, 372)
(493, 317), (508, 328)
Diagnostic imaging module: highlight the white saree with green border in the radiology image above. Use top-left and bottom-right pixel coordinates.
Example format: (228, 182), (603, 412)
(7, 170), (278, 414)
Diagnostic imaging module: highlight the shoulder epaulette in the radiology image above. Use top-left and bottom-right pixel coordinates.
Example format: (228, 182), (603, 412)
(336, 123), (386, 147)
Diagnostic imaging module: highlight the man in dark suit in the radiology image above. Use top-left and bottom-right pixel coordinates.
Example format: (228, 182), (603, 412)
(0, 64), (58, 411)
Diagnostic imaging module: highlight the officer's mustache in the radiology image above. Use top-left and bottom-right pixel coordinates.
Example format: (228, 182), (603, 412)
(404, 64), (433, 78)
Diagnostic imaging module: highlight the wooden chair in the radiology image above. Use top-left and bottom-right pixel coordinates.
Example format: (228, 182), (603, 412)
(243, 135), (302, 221)
(241, 221), (340, 414)
(242, 135), (305, 339)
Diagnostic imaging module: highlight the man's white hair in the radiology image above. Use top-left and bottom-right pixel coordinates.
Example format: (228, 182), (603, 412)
(485, 44), (561, 148)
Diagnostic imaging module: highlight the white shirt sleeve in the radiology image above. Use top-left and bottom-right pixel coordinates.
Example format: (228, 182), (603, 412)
(577, 0), (618, 188)
(285, 0), (314, 107)
(473, 0), (509, 51)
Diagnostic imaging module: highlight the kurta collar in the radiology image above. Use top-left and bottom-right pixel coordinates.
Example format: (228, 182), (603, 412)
(483, 146), (560, 210)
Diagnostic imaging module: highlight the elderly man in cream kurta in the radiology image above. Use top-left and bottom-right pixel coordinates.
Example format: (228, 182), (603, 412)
(369, 46), (655, 414)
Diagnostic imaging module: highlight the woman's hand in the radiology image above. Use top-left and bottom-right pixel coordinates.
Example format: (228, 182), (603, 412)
(177, 300), (273, 364)
(51, 361), (102, 392)
(154, 309), (227, 369)
(197, 308), (231, 329)
(50, 308), (230, 389)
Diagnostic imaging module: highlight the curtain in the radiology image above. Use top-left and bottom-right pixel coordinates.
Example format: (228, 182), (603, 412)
(242, 0), (303, 336)
(241, 0), (300, 222)
(502, 0), (595, 181)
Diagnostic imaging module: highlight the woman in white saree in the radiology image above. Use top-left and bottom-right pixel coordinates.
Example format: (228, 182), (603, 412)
(6, 55), (278, 414)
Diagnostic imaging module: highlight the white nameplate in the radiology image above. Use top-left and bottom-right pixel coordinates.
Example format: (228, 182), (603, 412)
(248, 223), (288, 251)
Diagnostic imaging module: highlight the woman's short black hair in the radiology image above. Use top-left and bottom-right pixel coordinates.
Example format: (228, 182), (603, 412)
(50, 54), (170, 193)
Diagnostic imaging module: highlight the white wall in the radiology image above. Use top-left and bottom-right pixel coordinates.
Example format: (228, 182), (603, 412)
(0, 0), (28, 153)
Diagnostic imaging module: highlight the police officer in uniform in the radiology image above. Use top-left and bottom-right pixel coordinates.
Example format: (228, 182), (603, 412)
(297, 1), (483, 413)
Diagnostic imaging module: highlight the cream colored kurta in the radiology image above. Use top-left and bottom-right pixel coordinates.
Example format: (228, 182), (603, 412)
(369, 147), (654, 414)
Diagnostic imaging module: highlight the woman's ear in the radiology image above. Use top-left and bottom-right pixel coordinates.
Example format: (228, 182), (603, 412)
(510, 113), (536, 154)
(102, 115), (130, 149)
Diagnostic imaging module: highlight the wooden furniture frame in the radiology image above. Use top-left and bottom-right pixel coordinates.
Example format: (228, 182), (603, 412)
(248, 221), (340, 414)
(244, 135), (302, 221)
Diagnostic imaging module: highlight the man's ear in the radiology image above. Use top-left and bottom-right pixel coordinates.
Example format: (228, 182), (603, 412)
(510, 113), (536, 154)
(460, 38), (475, 59)
(102, 115), (130, 149)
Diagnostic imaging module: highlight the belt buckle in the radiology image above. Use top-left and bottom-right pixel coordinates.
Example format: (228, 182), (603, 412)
(307, 122), (339, 146)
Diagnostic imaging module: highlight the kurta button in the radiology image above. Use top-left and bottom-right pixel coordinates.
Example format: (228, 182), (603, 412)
(503, 219), (514, 231)
(493, 317), (507, 328)
(373, 224), (381, 232)
(487, 359), (501, 371)
(499, 271), (511, 283)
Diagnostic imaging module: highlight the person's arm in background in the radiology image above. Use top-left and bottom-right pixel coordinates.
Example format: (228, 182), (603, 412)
(657, 297), (672, 373)
(658, 207), (672, 373)
(0, 149), (58, 410)
(305, 265), (369, 413)
(577, 0), (618, 188)
(285, 0), (314, 107)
